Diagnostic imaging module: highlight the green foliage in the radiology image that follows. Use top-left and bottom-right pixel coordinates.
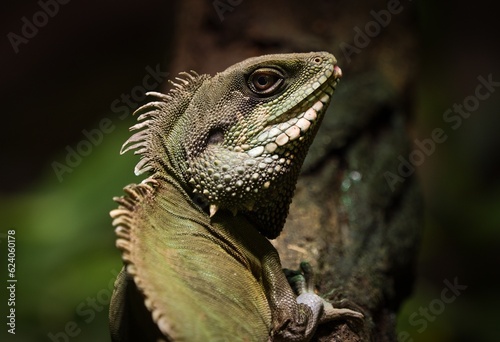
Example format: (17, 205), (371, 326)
(0, 121), (137, 341)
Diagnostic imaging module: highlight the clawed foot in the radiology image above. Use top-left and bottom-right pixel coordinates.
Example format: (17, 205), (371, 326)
(284, 261), (315, 295)
(284, 262), (364, 323)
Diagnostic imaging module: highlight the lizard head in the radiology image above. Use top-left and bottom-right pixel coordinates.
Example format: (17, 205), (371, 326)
(122, 52), (341, 238)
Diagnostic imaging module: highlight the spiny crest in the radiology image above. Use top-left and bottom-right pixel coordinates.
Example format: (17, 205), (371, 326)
(110, 178), (158, 263)
(116, 52), (341, 239)
(120, 71), (208, 176)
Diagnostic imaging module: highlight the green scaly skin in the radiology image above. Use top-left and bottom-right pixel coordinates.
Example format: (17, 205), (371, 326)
(109, 52), (362, 342)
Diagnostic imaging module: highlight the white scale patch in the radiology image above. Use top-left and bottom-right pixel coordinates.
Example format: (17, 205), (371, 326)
(242, 94), (331, 156)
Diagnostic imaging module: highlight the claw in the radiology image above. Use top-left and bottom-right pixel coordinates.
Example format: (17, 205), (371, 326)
(300, 262), (315, 293)
(284, 266), (309, 296)
(322, 302), (364, 322)
(289, 262), (365, 324)
(209, 204), (219, 217)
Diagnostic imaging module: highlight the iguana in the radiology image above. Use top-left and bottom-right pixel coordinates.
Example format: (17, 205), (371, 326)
(109, 52), (363, 341)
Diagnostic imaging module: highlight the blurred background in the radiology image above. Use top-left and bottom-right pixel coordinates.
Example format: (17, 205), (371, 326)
(1, 1), (499, 341)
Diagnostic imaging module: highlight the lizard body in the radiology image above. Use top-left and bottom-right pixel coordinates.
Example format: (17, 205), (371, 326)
(109, 52), (360, 341)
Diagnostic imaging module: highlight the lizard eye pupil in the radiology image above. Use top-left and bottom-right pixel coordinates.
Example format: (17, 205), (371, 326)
(256, 76), (270, 87)
(248, 68), (284, 96)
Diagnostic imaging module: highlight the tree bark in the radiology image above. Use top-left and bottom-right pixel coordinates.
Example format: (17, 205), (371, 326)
(166, 1), (421, 340)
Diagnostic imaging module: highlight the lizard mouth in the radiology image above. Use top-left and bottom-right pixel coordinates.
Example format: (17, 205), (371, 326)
(246, 65), (342, 157)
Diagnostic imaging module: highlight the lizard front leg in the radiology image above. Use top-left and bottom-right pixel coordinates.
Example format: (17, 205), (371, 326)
(262, 250), (316, 342)
(264, 255), (364, 341)
(261, 252), (326, 341)
(286, 262), (364, 323)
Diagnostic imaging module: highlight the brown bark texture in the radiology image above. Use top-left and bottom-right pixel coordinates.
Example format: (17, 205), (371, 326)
(166, 1), (422, 340)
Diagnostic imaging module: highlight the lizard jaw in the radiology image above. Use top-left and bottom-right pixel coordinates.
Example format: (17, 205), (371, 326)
(244, 77), (340, 158)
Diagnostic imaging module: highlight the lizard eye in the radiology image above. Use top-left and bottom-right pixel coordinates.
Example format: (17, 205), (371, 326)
(247, 68), (284, 96)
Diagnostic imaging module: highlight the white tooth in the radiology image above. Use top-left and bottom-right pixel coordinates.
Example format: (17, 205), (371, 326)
(313, 101), (323, 111)
(296, 118), (311, 132)
(257, 131), (269, 142)
(285, 126), (301, 141)
(268, 127), (281, 138)
(265, 142), (278, 153)
(320, 94), (330, 103)
(276, 133), (289, 146)
(304, 86), (314, 96)
(304, 107), (317, 121)
(278, 122), (290, 131)
(209, 204), (219, 217)
(247, 146), (264, 158)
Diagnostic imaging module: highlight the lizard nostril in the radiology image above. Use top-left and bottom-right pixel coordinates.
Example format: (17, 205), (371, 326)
(313, 57), (322, 64)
